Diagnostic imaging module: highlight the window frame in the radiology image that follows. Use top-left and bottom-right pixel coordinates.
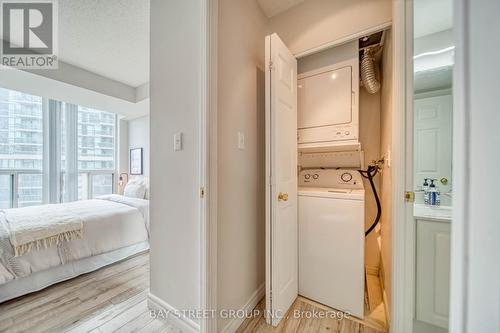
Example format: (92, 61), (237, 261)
(0, 87), (119, 207)
(78, 170), (115, 200)
(0, 88), (45, 208)
(0, 170), (43, 208)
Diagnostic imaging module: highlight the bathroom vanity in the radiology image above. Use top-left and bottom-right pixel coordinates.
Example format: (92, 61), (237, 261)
(414, 205), (451, 332)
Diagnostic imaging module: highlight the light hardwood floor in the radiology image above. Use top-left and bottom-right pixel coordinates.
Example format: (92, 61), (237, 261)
(0, 252), (175, 333)
(235, 273), (387, 333)
(235, 296), (386, 333)
(0, 252), (387, 333)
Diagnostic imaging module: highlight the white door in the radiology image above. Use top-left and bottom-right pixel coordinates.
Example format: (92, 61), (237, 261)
(414, 94), (453, 193)
(265, 33), (298, 327)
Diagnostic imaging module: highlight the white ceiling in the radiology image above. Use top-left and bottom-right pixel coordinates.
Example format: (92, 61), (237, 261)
(414, 0), (452, 38)
(414, 67), (452, 94)
(257, 0), (305, 18)
(58, 0), (150, 87)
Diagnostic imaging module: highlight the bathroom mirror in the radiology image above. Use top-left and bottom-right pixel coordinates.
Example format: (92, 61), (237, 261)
(412, 1), (453, 333)
(413, 0), (454, 209)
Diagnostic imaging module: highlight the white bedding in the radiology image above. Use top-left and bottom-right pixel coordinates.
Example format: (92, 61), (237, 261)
(0, 195), (149, 294)
(2, 204), (84, 257)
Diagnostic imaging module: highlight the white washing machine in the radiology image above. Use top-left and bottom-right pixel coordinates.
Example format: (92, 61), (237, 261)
(298, 168), (365, 318)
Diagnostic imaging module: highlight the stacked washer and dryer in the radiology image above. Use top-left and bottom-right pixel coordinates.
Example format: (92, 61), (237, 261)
(297, 54), (365, 318)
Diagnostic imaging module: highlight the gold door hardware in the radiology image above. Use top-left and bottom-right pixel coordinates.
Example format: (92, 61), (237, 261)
(404, 191), (415, 202)
(440, 177), (448, 185)
(278, 192), (289, 202)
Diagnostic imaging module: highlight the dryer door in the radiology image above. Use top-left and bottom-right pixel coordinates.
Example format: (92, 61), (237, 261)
(298, 66), (353, 129)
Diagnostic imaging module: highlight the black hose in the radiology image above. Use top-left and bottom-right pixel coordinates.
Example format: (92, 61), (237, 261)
(358, 165), (381, 237)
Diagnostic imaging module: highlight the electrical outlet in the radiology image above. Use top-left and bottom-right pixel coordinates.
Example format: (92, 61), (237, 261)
(386, 149), (391, 168)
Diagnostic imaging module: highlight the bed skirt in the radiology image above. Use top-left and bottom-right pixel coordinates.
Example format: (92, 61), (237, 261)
(0, 241), (149, 303)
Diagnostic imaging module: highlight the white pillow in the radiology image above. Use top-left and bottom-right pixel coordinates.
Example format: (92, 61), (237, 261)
(123, 183), (146, 199)
(128, 176), (149, 199)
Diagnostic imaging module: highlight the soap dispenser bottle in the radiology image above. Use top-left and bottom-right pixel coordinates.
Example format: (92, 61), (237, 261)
(422, 178), (429, 204)
(428, 179), (438, 206)
(435, 186), (441, 206)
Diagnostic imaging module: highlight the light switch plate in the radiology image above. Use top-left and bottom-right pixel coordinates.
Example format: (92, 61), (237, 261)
(238, 132), (245, 150)
(174, 132), (183, 151)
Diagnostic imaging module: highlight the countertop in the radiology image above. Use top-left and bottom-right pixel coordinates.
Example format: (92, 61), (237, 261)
(413, 203), (452, 222)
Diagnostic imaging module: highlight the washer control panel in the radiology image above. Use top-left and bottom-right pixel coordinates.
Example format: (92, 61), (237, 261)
(299, 169), (363, 189)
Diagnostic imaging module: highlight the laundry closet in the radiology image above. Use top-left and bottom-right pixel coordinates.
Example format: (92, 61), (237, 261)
(265, 28), (390, 326)
(216, 1), (393, 332)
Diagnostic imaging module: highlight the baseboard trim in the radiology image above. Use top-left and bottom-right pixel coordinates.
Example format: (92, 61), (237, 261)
(220, 283), (265, 333)
(148, 293), (200, 333)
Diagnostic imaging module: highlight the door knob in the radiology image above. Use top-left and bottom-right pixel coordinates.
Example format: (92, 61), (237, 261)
(440, 177), (448, 185)
(278, 192), (289, 202)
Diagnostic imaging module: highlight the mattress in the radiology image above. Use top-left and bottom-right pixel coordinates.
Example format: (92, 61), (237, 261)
(0, 195), (149, 302)
(0, 241), (149, 302)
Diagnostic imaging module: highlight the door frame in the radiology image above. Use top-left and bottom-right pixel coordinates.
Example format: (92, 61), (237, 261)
(389, 0), (413, 331)
(201, 0), (218, 332)
(391, 0), (469, 332)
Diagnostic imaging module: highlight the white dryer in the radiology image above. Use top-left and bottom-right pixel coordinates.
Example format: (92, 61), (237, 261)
(298, 168), (365, 318)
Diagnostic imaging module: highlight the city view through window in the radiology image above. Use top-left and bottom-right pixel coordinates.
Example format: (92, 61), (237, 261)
(0, 87), (116, 208)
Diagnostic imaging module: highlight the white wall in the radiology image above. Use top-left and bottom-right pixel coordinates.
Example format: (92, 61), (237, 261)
(129, 115), (150, 177)
(217, 0), (268, 331)
(148, 2), (394, 331)
(149, 0), (202, 326)
(451, 1), (500, 332)
(269, 0), (392, 56)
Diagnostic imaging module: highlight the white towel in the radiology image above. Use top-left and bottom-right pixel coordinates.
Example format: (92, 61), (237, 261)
(2, 204), (83, 257)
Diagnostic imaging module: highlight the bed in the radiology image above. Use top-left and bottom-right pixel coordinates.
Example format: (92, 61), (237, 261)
(0, 192), (149, 303)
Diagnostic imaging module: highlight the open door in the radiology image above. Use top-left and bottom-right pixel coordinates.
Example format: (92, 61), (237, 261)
(265, 33), (298, 326)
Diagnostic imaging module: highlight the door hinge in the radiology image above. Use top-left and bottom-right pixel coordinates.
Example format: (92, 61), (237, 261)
(404, 191), (415, 202)
(268, 61), (275, 72)
(200, 187), (205, 199)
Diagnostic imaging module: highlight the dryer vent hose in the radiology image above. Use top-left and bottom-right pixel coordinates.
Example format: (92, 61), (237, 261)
(361, 49), (381, 94)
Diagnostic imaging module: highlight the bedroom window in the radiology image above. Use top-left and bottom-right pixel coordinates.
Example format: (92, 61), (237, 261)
(0, 87), (44, 208)
(77, 107), (116, 199)
(0, 175), (12, 208)
(0, 87), (118, 207)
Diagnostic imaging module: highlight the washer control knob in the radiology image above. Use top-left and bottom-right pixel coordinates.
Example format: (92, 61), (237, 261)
(341, 172), (353, 182)
(312, 174), (319, 180)
(304, 174), (311, 180)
